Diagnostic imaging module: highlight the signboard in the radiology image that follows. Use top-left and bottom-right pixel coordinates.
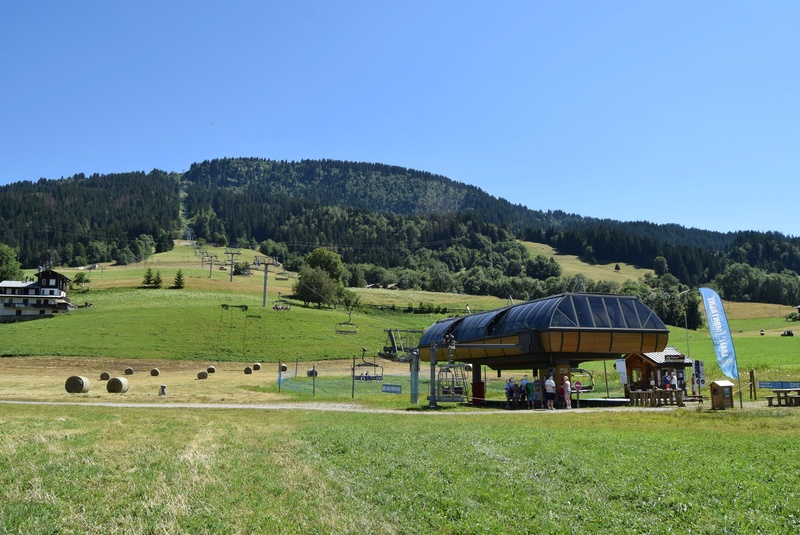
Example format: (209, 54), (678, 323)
(694, 360), (706, 386)
(574, 381), (582, 391)
(615, 359), (628, 385)
(664, 354), (685, 362)
(382, 384), (402, 394)
(758, 381), (800, 389)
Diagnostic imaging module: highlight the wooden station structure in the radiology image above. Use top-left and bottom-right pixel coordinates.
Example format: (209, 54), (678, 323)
(419, 292), (670, 404)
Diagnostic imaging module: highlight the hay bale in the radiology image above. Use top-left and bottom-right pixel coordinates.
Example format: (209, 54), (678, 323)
(244, 366), (253, 375)
(207, 366), (216, 374)
(100, 371), (110, 381)
(65, 375), (90, 394)
(279, 363), (288, 372)
(306, 369), (318, 378)
(197, 371), (208, 380)
(124, 367), (134, 375)
(253, 362), (261, 371)
(106, 377), (129, 394)
(150, 368), (160, 377)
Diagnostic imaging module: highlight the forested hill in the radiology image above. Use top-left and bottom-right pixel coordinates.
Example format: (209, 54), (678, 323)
(0, 170), (180, 268)
(182, 158), (734, 251)
(1, 157), (799, 307)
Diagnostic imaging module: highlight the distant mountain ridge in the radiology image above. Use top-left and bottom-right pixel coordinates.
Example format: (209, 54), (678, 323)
(181, 157), (736, 251)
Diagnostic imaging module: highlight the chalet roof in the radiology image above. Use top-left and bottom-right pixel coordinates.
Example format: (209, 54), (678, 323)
(637, 346), (693, 367)
(37, 269), (71, 282)
(0, 281), (37, 289)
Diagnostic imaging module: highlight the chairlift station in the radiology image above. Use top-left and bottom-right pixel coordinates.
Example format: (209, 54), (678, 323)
(418, 293), (669, 405)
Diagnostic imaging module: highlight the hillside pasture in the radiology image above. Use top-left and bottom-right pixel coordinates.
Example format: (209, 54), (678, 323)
(7, 240), (800, 396)
(520, 241), (654, 283)
(3, 245), (800, 533)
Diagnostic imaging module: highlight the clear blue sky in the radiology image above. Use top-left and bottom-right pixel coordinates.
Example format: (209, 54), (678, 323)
(2, 2), (798, 236)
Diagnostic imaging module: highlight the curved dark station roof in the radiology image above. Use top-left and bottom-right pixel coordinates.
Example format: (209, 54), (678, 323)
(419, 293), (669, 370)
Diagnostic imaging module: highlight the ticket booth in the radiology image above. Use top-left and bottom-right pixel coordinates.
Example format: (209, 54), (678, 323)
(623, 347), (692, 396)
(710, 380), (735, 410)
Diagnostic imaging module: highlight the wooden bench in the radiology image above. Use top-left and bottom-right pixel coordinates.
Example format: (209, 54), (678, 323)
(787, 395), (800, 407)
(765, 395), (776, 407)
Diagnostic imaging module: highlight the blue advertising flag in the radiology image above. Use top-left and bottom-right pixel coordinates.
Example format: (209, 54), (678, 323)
(699, 287), (739, 379)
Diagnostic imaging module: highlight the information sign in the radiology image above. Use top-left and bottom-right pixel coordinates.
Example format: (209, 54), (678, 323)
(382, 384), (402, 394)
(694, 360), (706, 386)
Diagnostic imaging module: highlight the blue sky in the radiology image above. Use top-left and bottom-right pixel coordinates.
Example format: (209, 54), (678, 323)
(2, 1), (798, 236)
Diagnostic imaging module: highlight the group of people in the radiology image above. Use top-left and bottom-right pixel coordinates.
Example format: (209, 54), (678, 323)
(504, 374), (573, 410)
(662, 371), (678, 390)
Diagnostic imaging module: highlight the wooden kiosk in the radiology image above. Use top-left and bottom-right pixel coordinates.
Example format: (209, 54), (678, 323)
(710, 380), (735, 410)
(623, 346), (693, 407)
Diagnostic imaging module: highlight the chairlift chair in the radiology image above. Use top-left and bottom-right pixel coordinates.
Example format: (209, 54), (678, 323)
(354, 348), (383, 380)
(336, 321), (358, 335)
(436, 363), (469, 402)
(380, 329), (424, 361)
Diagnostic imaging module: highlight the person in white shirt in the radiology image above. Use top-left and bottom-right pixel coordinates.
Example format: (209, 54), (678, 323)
(563, 376), (572, 409)
(544, 376), (556, 410)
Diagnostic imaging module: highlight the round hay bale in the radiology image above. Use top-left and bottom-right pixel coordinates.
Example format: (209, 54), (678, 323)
(279, 363), (288, 372)
(306, 369), (318, 378)
(106, 377), (129, 394)
(253, 362), (261, 371)
(465, 363), (473, 372)
(100, 371), (110, 381)
(124, 367), (134, 375)
(207, 366), (216, 374)
(244, 366), (253, 375)
(65, 375), (90, 394)
(197, 371), (208, 380)
(150, 368), (160, 377)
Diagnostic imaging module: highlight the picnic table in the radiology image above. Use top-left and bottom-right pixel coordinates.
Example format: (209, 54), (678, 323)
(768, 388), (800, 407)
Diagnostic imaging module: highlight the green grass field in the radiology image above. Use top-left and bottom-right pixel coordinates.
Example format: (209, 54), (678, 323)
(1, 404), (798, 534)
(2, 242), (800, 533)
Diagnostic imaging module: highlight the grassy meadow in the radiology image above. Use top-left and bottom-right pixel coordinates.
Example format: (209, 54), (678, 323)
(520, 241), (655, 284)
(2, 241), (800, 533)
(1, 404), (799, 534)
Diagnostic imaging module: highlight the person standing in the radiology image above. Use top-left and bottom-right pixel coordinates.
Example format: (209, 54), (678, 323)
(671, 371), (678, 391)
(563, 376), (572, 409)
(527, 375), (537, 409)
(545, 375), (556, 410)
(532, 375), (542, 409)
(519, 375), (530, 407)
(504, 378), (514, 409)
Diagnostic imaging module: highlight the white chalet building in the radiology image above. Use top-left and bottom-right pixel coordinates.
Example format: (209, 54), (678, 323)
(0, 269), (75, 323)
